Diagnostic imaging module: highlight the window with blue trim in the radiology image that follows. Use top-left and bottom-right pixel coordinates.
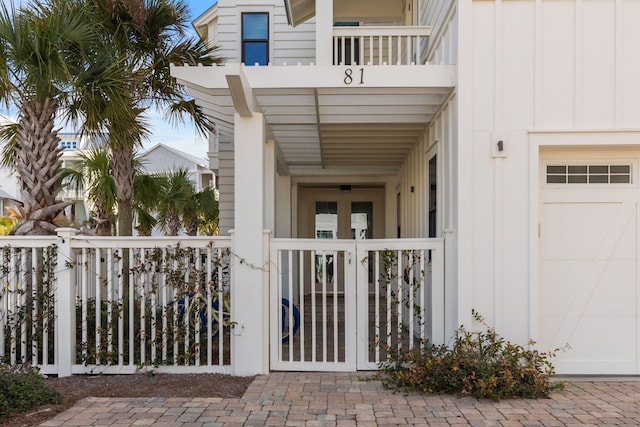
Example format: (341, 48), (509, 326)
(60, 140), (78, 150)
(242, 13), (269, 66)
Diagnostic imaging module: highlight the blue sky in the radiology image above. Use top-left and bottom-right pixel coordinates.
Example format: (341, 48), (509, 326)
(147, 0), (217, 158)
(0, 0), (218, 159)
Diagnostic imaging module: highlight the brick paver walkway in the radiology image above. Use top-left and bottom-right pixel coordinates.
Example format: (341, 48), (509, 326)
(39, 373), (640, 426)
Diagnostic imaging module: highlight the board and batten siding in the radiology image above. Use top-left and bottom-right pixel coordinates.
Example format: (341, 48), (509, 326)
(463, 0), (640, 344)
(395, 94), (457, 340)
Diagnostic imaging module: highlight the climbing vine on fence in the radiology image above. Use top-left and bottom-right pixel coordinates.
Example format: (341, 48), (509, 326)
(0, 242), (234, 370)
(0, 244), (58, 365)
(75, 243), (233, 368)
(373, 248), (427, 358)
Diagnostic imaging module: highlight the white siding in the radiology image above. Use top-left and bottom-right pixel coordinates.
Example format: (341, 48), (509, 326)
(215, 0), (316, 66)
(218, 141), (235, 235)
(396, 94), (457, 340)
(464, 0), (640, 344)
(0, 169), (19, 200)
(420, 0), (456, 64)
(142, 147), (197, 173)
(397, 95), (456, 240)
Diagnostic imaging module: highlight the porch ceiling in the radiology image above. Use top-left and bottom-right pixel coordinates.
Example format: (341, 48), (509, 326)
(171, 64), (455, 175)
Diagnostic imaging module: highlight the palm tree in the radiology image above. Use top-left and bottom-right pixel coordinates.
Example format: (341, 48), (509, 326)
(133, 172), (165, 236)
(156, 168), (194, 236)
(64, 145), (117, 236)
(0, 0), (134, 235)
(65, 144), (166, 236)
(84, 0), (221, 236)
(183, 187), (218, 236)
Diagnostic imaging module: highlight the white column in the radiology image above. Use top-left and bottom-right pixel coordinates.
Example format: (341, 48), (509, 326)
(315, 0), (334, 65)
(55, 228), (78, 377)
(232, 113), (267, 375)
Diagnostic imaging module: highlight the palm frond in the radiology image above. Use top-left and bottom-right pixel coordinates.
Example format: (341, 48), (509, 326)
(0, 121), (19, 169)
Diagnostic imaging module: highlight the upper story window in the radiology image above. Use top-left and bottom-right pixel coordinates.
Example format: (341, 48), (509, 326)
(60, 140), (78, 150)
(242, 13), (269, 66)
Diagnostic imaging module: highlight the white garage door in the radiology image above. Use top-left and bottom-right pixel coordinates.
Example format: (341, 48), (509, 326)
(540, 150), (640, 374)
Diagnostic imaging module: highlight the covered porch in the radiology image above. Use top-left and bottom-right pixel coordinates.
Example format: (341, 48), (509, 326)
(170, 63), (455, 236)
(171, 59), (456, 375)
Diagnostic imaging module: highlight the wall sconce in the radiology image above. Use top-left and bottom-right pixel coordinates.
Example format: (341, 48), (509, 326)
(497, 140), (504, 152)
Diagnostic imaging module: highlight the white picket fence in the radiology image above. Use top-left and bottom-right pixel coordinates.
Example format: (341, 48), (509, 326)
(0, 229), (446, 376)
(269, 238), (445, 371)
(0, 229), (233, 376)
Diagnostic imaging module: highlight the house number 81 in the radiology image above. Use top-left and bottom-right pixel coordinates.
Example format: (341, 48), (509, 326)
(344, 68), (364, 85)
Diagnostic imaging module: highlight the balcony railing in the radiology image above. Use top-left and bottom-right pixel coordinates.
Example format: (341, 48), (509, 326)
(333, 26), (431, 66)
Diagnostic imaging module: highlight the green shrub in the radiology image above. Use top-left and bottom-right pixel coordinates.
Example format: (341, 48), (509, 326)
(378, 310), (564, 400)
(0, 365), (63, 418)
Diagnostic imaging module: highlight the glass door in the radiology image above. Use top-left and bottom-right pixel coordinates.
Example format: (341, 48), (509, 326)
(298, 187), (384, 240)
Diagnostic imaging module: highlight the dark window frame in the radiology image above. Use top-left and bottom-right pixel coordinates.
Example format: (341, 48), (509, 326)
(241, 12), (269, 66)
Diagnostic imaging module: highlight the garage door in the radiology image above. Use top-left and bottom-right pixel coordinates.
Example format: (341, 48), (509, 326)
(540, 150), (639, 374)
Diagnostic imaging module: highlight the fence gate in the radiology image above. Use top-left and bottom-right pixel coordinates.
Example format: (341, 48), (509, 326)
(269, 238), (444, 371)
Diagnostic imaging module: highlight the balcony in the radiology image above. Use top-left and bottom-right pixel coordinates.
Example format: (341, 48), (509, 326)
(332, 26), (431, 66)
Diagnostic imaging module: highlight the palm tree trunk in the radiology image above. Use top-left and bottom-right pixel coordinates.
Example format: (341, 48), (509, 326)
(11, 98), (70, 235)
(185, 217), (198, 236)
(166, 207), (181, 236)
(111, 145), (135, 236)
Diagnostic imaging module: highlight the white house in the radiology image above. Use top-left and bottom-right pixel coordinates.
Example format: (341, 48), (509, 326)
(141, 143), (215, 191)
(171, 0), (640, 376)
(0, 132), (93, 222)
(137, 143), (216, 235)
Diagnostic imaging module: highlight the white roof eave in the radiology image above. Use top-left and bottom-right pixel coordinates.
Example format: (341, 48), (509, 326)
(171, 63), (456, 92)
(283, 0), (316, 27)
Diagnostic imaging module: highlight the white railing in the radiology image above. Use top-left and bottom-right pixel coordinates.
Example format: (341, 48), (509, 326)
(333, 26), (432, 66)
(1, 231), (445, 375)
(355, 239), (444, 370)
(0, 237), (58, 370)
(269, 238), (444, 371)
(0, 230), (233, 376)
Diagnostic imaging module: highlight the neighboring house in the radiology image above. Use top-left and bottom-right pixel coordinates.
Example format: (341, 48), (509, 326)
(141, 143), (215, 191)
(0, 131), (215, 233)
(0, 189), (20, 216)
(0, 115), (22, 216)
(0, 131), (92, 224)
(172, 0), (640, 376)
(138, 143), (215, 236)
(58, 133), (93, 225)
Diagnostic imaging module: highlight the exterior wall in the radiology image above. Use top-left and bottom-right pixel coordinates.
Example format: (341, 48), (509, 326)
(420, 0), (457, 64)
(463, 0), (640, 343)
(141, 145), (213, 192)
(275, 174), (291, 238)
(212, 0), (316, 235)
(142, 146), (198, 174)
(218, 140), (235, 235)
(0, 168), (19, 201)
(394, 0), (459, 339)
(215, 0), (315, 66)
